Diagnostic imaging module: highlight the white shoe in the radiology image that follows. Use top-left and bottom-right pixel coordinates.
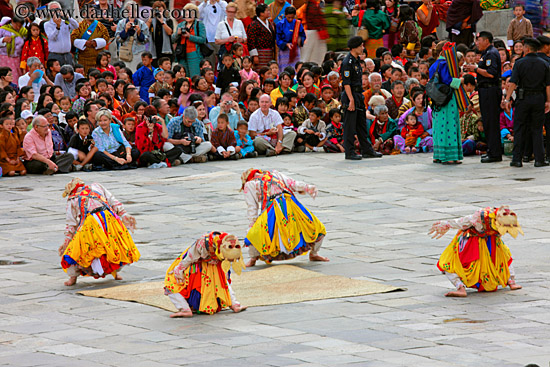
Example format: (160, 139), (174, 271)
(148, 163), (160, 169)
(158, 162), (168, 168)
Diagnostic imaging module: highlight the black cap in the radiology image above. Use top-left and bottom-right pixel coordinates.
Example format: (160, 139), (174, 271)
(523, 37), (541, 51)
(537, 35), (550, 45)
(348, 36), (364, 50)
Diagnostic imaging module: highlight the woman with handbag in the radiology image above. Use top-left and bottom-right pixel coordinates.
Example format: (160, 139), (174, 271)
(429, 41), (463, 165)
(146, 1), (174, 67)
(351, 0), (390, 59)
(215, 2), (247, 68)
(115, 1), (150, 73)
(383, 0), (400, 49)
(173, 4), (207, 78)
(398, 5), (421, 59)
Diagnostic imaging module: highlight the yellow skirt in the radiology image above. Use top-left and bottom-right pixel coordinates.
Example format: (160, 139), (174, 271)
(245, 193), (326, 262)
(61, 210), (140, 273)
(437, 232), (512, 291)
(164, 248), (232, 314)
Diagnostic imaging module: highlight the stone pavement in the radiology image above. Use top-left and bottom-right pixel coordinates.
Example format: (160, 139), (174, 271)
(1, 153), (550, 367)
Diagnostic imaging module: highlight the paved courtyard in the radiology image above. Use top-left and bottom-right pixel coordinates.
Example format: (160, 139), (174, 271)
(1, 153), (550, 367)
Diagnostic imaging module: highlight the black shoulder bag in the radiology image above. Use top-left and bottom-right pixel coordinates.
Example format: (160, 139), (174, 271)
(426, 62), (453, 111)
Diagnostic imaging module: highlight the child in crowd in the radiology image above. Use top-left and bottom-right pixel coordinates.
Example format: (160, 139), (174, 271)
(20, 22), (49, 71)
(63, 111), (78, 142)
(149, 69), (170, 103)
(68, 120), (98, 171)
(96, 78), (108, 95)
(216, 53), (242, 95)
(239, 56), (260, 84)
(281, 113), (296, 136)
(324, 108), (345, 153)
(500, 101), (514, 143)
(234, 120), (257, 158)
(262, 79), (276, 95)
(298, 107), (327, 152)
(123, 117), (136, 148)
(95, 51), (117, 80)
(210, 114), (241, 160)
(231, 43), (244, 70)
(399, 114), (424, 153)
(0, 115), (26, 176)
(295, 85), (307, 104)
(58, 96), (72, 127)
(275, 97), (289, 115)
(269, 61), (279, 82)
(507, 5), (533, 47)
(14, 117), (28, 141)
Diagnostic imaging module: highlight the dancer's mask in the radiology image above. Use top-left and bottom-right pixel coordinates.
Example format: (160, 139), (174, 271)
(494, 206), (524, 238)
(218, 234), (246, 275)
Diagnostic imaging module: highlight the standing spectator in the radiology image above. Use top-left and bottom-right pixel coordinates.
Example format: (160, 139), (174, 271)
(44, 2), (79, 67)
(173, 4), (207, 78)
(0, 17), (26, 82)
(215, 2), (247, 67)
(445, 0), (483, 47)
(20, 23), (49, 72)
(351, 0), (389, 59)
(72, 16), (109, 73)
(0, 0), (13, 19)
(464, 31), (502, 163)
(115, 2), (150, 72)
(269, 0), (291, 26)
(398, 6), (420, 56)
(430, 42), (463, 164)
(147, 1), (174, 67)
(247, 4), (276, 72)
(209, 92), (243, 130)
(248, 94), (296, 156)
(276, 7), (306, 70)
(325, 0), (350, 52)
(55, 65), (84, 100)
(198, 0), (227, 67)
(23, 115), (74, 174)
(93, 0), (121, 59)
(507, 5), (533, 48)
(301, 0), (329, 66)
(133, 52), (155, 102)
(18, 57), (53, 103)
(383, 0), (400, 49)
(416, 0), (439, 40)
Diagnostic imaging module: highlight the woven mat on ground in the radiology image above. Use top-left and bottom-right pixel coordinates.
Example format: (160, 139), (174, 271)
(78, 264), (404, 312)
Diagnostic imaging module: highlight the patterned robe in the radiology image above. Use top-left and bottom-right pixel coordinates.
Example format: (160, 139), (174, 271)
(71, 20), (109, 73)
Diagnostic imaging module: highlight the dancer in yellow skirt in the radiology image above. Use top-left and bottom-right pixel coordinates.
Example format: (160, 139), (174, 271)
(164, 232), (247, 318)
(429, 206), (523, 297)
(59, 178), (140, 286)
(241, 168), (328, 267)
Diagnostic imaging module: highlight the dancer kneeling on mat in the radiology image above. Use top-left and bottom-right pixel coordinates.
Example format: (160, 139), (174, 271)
(59, 178), (140, 286)
(241, 168), (329, 267)
(164, 232), (247, 318)
(429, 206), (523, 297)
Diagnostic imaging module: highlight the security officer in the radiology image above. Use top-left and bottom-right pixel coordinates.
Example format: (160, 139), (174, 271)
(464, 31), (502, 163)
(340, 36), (381, 160)
(537, 35), (550, 160)
(504, 38), (550, 167)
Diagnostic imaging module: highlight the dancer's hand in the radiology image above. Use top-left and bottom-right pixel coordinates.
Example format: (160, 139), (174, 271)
(428, 221), (450, 239)
(307, 185), (318, 199)
(174, 264), (185, 284)
(58, 238), (70, 256)
(122, 214), (137, 233)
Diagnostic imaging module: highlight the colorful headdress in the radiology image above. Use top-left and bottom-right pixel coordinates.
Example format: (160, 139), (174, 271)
(490, 206), (524, 238)
(62, 178), (85, 198)
(209, 232), (246, 275)
(240, 168), (263, 191)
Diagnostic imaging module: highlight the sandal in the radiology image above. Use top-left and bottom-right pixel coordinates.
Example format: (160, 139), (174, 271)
(433, 159), (441, 163)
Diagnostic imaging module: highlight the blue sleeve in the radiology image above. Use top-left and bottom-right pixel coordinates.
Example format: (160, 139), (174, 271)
(276, 22), (287, 50)
(429, 60), (452, 85)
(501, 128), (510, 139)
(209, 107), (220, 129)
(120, 28), (128, 40)
(137, 30), (145, 42)
(133, 67), (142, 87)
(92, 129), (105, 152)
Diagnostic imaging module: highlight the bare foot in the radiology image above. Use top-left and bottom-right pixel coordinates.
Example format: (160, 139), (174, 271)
(230, 304), (248, 313)
(64, 276), (77, 286)
(114, 274), (123, 280)
(20, 170), (26, 176)
(245, 258), (257, 267)
(309, 254), (330, 262)
(412, 147), (418, 153)
(508, 280), (522, 290)
(404, 147), (411, 154)
(445, 286), (467, 297)
(170, 310), (193, 318)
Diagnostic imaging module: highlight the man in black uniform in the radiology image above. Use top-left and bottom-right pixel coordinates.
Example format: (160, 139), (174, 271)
(340, 36), (382, 160)
(537, 35), (550, 160)
(504, 38), (550, 167)
(464, 31), (502, 163)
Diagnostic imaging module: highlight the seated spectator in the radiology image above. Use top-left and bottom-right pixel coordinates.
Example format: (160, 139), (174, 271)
(216, 53), (241, 95)
(319, 84), (340, 117)
(239, 56), (260, 84)
(0, 115), (26, 176)
(54, 65), (84, 100)
(148, 68), (170, 103)
(118, 86), (140, 116)
(297, 107), (327, 152)
(72, 80), (92, 117)
(395, 113), (424, 154)
(234, 120), (257, 158)
(18, 57), (52, 103)
(209, 92), (243, 130)
(210, 113), (241, 160)
(192, 100), (213, 141)
(122, 117), (137, 148)
(23, 115), (74, 174)
(91, 108), (140, 170)
(462, 117), (487, 156)
(166, 106), (212, 164)
(363, 72), (392, 106)
(367, 104), (398, 155)
(248, 94), (296, 156)
(122, 101), (148, 127)
(270, 71), (293, 105)
(293, 93), (317, 126)
(398, 91), (433, 153)
(67, 120), (98, 171)
(381, 68), (402, 92)
(83, 100), (100, 129)
(385, 80), (409, 120)
(135, 110), (183, 168)
(500, 102), (514, 143)
(324, 108), (344, 153)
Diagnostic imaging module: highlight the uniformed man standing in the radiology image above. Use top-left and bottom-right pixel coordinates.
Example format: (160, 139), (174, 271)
(464, 31), (502, 163)
(536, 35), (550, 160)
(340, 36), (382, 160)
(503, 38), (550, 167)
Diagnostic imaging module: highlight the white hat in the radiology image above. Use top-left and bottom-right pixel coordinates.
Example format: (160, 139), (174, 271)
(21, 110), (33, 120)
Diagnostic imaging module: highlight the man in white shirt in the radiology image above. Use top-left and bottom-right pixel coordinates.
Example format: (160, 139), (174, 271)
(248, 94), (296, 156)
(198, 0), (228, 66)
(18, 57), (53, 103)
(44, 2), (79, 67)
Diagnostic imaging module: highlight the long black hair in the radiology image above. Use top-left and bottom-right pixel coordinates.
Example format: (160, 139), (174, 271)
(24, 22), (47, 59)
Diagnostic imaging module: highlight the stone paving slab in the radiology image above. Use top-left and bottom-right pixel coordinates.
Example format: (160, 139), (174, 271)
(1, 153), (550, 366)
